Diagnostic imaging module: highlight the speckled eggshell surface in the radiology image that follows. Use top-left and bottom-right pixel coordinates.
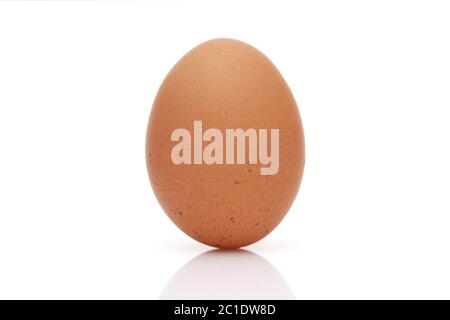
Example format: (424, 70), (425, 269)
(146, 38), (304, 249)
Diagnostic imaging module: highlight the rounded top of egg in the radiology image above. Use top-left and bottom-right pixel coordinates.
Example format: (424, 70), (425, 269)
(146, 38), (305, 249)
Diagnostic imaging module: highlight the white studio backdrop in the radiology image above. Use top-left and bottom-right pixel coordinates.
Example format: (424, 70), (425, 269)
(0, 0), (449, 299)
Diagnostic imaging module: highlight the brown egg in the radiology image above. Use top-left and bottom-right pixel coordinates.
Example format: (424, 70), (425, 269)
(146, 38), (304, 249)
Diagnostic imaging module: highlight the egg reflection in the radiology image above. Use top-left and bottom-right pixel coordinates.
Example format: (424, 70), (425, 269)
(160, 249), (295, 300)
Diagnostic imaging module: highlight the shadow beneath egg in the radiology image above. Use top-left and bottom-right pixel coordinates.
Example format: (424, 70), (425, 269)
(160, 249), (295, 300)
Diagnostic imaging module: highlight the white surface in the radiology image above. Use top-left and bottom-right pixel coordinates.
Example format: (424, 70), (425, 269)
(0, 0), (450, 299)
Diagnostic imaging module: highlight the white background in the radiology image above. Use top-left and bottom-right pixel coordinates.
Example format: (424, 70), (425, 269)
(0, 0), (450, 299)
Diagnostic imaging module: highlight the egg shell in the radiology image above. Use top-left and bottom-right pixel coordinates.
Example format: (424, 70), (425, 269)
(146, 38), (304, 249)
